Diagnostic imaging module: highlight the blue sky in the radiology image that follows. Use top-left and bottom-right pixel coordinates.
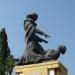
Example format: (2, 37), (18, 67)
(0, 0), (75, 75)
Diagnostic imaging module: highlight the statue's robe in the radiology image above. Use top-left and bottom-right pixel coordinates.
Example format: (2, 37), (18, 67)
(19, 19), (47, 64)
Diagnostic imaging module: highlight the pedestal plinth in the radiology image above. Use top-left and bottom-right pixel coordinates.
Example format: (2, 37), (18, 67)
(15, 61), (68, 75)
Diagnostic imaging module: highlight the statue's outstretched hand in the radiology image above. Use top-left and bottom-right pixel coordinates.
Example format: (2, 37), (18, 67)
(44, 34), (50, 38)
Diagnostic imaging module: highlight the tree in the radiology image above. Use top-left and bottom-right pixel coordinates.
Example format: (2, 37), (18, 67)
(5, 55), (14, 75)
(0, 28), (14, 75)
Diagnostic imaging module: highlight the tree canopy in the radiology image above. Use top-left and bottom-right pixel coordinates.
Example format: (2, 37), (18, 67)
(0, 28), (14, 75)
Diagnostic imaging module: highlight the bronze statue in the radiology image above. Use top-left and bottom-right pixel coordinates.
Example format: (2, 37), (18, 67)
(18, 13), (66, 65)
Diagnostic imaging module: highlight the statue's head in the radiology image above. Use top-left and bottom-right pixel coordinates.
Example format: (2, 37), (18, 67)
(58, 45), (66, 54)
(26, 13), (38, 21)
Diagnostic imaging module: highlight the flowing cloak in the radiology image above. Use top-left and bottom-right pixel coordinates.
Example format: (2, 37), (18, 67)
(20, 19), (46, 64)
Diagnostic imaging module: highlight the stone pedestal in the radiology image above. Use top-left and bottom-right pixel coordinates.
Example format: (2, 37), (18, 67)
(15, 61), (68, 75)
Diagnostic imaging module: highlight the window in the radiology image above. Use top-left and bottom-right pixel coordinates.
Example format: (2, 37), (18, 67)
(48, 69), (55, 75)
(16, 72), (23, 75)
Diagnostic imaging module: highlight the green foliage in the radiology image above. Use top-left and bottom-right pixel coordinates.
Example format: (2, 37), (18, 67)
(5, 55), (14, 74)
(0, 28), (14, 75)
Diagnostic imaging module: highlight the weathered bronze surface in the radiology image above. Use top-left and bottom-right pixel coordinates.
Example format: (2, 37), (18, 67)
(18, 13), (66, 65)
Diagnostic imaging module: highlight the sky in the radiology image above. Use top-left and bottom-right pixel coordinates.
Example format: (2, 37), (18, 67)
(0, 0), (75, 75)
